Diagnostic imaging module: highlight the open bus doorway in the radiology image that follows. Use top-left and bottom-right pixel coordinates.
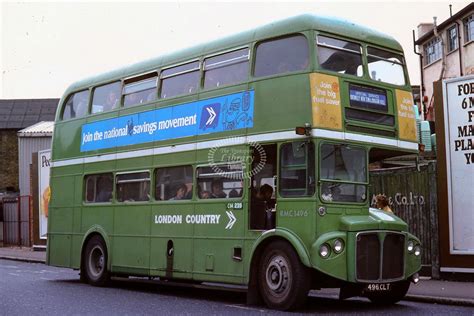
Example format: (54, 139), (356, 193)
(249, 144), (277, 230)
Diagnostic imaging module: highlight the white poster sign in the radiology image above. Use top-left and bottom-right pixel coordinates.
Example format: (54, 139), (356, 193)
(38, 149), (51, 240)
(442, 76), (474, 255)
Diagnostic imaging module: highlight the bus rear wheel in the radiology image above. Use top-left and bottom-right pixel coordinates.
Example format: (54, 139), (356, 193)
(258, 241), (310, 310)
(366, 280), (410, 305)
(83, 235), (110, 287)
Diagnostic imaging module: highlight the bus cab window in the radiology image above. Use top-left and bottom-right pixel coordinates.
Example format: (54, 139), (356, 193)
(91, 81), (121, 114)
(116, 172), (150, 202)
(62, 90), (89, 120)
(320, 144), (367, 203)
(155, 165), (193, 201)
(254, 35), (309, 78)
(197, 164), (243, 199)
(317, 35), (363, 77)
(84, 173), (113, 203)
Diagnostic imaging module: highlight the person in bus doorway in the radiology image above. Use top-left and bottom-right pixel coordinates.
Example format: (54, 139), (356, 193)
(211, 179), (227, 198)
(258, 184), (276, 229)
(375, 194), (393, 213)
(170, 184), (187, 200)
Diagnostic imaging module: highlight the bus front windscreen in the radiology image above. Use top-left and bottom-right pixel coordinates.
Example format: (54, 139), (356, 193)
(320, 144), (367, 203)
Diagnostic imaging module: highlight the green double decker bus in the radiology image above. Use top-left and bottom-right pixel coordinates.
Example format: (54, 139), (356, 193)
(47, 14), (422, 310)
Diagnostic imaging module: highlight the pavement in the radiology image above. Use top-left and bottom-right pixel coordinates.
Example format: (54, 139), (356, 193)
(1, 246), (473, 307)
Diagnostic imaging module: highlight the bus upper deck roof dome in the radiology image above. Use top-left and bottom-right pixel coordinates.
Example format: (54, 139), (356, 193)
(63, 14), (403, 98)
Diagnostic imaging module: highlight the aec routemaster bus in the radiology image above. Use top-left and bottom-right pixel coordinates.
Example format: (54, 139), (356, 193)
(47, 14), (422, 310)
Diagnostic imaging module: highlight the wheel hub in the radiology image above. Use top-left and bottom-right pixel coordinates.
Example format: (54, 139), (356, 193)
(265, 255), (289, 293)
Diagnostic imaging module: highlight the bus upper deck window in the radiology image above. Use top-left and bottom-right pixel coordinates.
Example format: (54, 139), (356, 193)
(62, 90), (89, 120)
(160, 61), (200, 99)
(123, 73), (158, 107)
(367, 47), (406, 86)
(254, 35), (309, 78)
(204, 48), (249, 89)
(317, 35), (363, 77)
(91, 81), (121, 114)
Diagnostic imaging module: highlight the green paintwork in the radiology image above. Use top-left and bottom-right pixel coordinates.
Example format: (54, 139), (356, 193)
(47, 14), (421, 292)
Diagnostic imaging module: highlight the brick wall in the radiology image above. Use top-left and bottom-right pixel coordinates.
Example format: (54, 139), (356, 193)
(0, 130), (19, 191)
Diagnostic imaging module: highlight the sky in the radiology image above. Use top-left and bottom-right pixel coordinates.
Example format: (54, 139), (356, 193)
(0, 0), (470, 99)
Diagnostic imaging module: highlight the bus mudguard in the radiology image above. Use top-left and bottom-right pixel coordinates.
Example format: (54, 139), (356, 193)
(249, 228), (312, 268)
(81, 225), (111, 270)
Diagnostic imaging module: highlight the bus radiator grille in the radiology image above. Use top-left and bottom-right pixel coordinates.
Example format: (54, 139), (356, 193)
(356, 232), (405, 281)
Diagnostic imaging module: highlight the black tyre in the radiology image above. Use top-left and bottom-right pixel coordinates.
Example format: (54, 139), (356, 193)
(366, 280), (410, 305)
(258, 241), (310, 310)
(83, 235), (110, 286)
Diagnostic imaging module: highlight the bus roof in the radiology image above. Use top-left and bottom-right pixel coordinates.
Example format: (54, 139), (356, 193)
(64, 14), (403, 95)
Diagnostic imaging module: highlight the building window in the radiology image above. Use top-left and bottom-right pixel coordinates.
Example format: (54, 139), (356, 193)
(447, 25), (458, 52)
(464, 14), (474, 43)
(424, 38), (442, 65)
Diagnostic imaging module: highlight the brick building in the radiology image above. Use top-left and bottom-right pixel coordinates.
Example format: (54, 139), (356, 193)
(415, 3), (474, 121)
(0, 99), (58, 192)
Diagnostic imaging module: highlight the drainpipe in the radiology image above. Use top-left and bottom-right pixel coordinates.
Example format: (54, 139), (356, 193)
(433, 17), (446, 81)
(413, 30), (425, 119)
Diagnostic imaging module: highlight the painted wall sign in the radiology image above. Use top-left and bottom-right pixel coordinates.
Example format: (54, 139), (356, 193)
(38, 149), (51, 240)
(81, 90), (254, 152)
(310, 73), (342, 130)
(442, 76), (474, 255)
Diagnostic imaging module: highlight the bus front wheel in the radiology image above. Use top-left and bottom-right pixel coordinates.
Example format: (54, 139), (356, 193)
(258, 241), (310, 310)
(83, 235), (110, 287)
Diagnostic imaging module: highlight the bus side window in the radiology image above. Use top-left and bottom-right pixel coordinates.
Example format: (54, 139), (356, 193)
(196, 163), (243, 199)
(116, 172), (150, 202)
(123, 73), (158, 107)
(204, 48), (249, 90)
(84, 173), (113, 203)
(160, 61), (200, 99)
(254, 34), (309, 78)
(316, 35), (363, 77)
(155, 165), (193, 201)
(62, 90), (89, 120)
(279, 141), (315, 197)
(91, 81), (122, 114)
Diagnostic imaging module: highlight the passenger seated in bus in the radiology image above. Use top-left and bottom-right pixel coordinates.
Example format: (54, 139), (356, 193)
(228, 189), (240, 198)
(170, 183), (187, 200)
(95, 176), (112, 202)
(200, 190), (212, 199)
(211, 179), (227, 198)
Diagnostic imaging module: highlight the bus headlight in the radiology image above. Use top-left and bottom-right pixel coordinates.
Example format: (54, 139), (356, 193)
(407, 240), (414, 253)
(414, 245), (421, 256)
(319, 243), (331, 258)
(333, 239), (344, 254)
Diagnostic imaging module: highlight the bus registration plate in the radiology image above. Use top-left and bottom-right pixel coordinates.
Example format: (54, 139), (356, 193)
(366, 283), (391, 292)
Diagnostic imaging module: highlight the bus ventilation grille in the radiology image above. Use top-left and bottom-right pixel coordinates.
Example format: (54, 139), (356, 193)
(356, 232), (405, 281)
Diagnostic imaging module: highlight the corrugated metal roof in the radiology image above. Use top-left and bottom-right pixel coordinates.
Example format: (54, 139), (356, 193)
(0, 99), (58, 129)
(17, 121), (54, 137)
